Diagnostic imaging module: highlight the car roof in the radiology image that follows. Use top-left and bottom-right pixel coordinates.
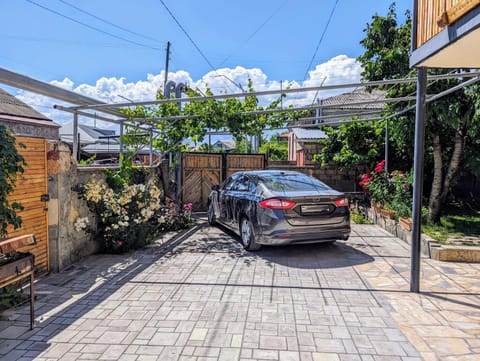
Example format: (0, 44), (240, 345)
(233, 170), (307, 177)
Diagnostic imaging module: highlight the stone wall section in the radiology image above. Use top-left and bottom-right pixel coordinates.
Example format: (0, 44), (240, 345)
(267, 160), (357, 192)
(47, 141), (103, 272)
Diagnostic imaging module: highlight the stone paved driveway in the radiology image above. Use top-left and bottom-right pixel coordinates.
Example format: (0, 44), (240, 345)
(1, 222), (479, 361)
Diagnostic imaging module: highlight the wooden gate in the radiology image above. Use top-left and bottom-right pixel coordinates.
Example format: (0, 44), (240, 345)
(182, 153), (223, 211)
(7, 137), (49, 272)
(182, 153), (266, 211)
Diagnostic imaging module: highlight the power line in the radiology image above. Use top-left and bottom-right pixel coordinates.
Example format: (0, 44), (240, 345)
(1, 33), (144, 49)
(303, 0), (340, 80)
(25, 0), (163, 52)
(157, 0), (215, 70)
(57, 0), (161, 45)
(217, 0), (289, 68)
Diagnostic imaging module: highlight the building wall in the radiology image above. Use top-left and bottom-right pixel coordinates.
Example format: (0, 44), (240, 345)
(298, 142), (324, 166)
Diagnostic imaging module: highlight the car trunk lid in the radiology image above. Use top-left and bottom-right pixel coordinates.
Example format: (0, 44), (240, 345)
(277, 191), (346, 226)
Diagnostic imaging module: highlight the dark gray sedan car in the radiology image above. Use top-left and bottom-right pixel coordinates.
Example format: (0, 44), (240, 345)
(207, 170), (350, 250)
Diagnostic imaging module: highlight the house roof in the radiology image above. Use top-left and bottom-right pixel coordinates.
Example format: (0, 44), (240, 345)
(59, 122), (118, 145)
(321, 88), (386, 110)
(0, 88), (51, 121)
(81, 143), (158, 155)
(213, 139), (236, 150)
(291, 127), (326, 141)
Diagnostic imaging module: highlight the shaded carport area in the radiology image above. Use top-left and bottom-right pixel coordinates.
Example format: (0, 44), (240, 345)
(1, 220), (479, 360)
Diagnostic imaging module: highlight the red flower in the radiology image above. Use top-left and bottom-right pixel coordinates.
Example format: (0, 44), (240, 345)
(374, 160), (386, 173)
(359, 171), (373, 190)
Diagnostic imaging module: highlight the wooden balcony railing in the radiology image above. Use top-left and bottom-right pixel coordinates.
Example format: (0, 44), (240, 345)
(416, 0), (480, 48)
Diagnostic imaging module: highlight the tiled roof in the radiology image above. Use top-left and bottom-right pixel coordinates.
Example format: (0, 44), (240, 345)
(321, 88), (386, 110)
(0, 88), (51, 121)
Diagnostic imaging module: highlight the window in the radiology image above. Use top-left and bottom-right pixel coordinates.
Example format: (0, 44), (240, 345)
(223, 174), (239, 191)
(233, 176), (249, 192)
(259, 173), (331, 192)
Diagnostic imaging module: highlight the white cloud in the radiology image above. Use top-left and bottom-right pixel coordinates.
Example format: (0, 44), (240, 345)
(14, 55), (363, 127)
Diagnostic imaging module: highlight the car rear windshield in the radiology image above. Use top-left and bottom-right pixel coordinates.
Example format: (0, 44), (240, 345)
(258, 174), (331, 192)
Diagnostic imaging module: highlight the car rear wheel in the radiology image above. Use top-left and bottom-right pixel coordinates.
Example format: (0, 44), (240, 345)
(240, 217), (261, 251)
(207, 202), (216, 225)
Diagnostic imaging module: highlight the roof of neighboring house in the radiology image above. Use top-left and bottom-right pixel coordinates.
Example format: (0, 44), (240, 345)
(0, 88), (51, 121)
(59, 122), (118, 145)
(81, 143), (158, 155)
(291, 127), (326, 141)
(213, 139), (236, 150)
(321, 88), (386, 110)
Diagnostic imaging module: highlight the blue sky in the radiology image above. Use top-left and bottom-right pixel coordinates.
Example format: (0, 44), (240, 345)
(0, 0), (411, 124)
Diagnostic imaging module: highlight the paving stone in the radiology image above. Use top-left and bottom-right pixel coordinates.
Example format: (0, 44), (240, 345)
(252, 349), (279, 360)
(1, 224), (479, 361)
(148, 332), (179, 346)
(259, 335), (287, 350)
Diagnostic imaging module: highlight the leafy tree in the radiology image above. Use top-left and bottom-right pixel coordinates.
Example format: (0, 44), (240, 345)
(0, 125), (25, 238)
(314, 121), (385, 171)
(259, 135), (288, 160)
(357, 3), (480, 222)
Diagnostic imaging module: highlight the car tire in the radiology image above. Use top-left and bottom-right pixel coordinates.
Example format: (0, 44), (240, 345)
(240, 217), (261, 251)
(207, 202), (217, 226)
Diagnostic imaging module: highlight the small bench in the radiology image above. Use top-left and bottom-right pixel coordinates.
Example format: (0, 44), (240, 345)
(0, 234), (36, 329)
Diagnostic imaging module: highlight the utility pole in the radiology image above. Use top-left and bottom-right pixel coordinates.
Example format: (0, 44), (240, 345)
(164, 41), (171, 89)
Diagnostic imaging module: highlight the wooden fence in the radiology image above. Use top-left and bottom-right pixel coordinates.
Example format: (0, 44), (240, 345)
(182, 153), (266, 210)
(7, 137), (49, 272)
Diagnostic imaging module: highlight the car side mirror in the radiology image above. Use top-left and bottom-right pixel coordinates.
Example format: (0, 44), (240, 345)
(211, 185), (220, 191)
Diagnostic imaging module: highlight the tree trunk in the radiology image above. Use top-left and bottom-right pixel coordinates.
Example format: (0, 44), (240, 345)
(159, 159), (174, 199)
(439, 129), (465, 207)
(429, 128), (466, 223)
(428, 131), (443, 222)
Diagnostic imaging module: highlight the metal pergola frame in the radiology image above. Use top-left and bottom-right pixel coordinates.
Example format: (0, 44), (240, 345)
(2, 66), (479, 294)
(43, 71), (478, 163)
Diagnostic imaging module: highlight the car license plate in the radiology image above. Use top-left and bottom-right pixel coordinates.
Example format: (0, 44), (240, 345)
(301, 205), (330, 214)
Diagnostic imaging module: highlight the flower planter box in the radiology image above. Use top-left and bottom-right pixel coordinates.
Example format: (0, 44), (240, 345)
(379, 208), (396, 219)
(399, 217), (412, 231)
(370, 202), (381, 213)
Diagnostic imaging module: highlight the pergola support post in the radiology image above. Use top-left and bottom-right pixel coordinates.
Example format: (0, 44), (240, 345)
(410, 67), (427, 293)
(72, 111), (79, 162)
(119, 120), (124, 166)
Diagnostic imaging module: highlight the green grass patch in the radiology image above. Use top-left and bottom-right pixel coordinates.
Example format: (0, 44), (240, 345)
(351, 208), (372, 224)
(423, 210), (480, 245)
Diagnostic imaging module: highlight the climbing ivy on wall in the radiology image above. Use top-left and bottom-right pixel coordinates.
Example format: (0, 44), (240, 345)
(0, 124), (25, 238)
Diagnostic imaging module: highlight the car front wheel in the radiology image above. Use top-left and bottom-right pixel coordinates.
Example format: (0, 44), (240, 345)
(240, 217), (261, 251)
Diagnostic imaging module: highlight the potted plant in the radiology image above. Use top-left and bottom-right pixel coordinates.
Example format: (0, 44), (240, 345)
(359, 160), (395, 218)
(390, 170), (413, 231)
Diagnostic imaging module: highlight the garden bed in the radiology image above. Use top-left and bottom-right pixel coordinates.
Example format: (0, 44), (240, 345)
(365, 207), (480, 262)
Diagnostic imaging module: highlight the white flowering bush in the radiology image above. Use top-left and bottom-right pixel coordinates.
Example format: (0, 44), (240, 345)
(80, 179), (159, 252)
(78, 177), (195, 253)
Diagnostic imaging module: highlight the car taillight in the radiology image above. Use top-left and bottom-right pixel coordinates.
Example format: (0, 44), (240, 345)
(335, 197), (349, 207)
(259, 199), (296, 209)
